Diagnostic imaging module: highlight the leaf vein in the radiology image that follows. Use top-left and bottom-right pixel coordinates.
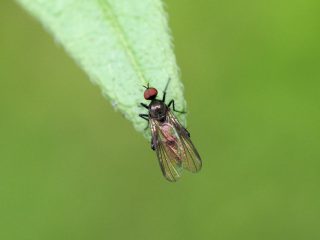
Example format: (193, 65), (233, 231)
(98, 0), (148, 85)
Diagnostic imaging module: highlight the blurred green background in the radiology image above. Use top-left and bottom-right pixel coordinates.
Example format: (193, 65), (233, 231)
(1, 0), (320, 239)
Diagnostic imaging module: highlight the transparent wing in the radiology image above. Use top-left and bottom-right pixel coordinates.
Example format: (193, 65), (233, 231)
(150, 118), (183, 182)
(167, 110), (202, 173)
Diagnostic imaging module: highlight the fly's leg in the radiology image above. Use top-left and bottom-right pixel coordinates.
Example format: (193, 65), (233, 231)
(139, 114), (149, 121)
(167, 99), (186, 114)
(151, 136), (156, 151)
(139, 103), (149, 129)
(140, 103), (149, 109)
(161, 78), (186, 114)
(151, 140), (156, 151)
(162, 78), (171, 102)
(139, 114), (150, 130)
(184, 128), (191, 138)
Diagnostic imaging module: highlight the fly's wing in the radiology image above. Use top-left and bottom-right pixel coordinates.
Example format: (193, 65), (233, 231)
(150, 118), (183, 182)
(167, 110), (202, 173)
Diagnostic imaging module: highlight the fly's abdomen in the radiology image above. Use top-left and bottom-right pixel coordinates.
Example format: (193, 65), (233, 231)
(160, 123), (182, 162)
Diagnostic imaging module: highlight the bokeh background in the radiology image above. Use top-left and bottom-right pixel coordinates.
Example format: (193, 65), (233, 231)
(1, 0), (320, 239)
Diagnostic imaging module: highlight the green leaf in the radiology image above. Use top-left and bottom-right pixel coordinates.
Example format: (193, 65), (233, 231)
(16, 0), (186, 137)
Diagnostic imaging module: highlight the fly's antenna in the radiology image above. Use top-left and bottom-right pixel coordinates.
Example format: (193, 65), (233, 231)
(143, 83), (150, 89)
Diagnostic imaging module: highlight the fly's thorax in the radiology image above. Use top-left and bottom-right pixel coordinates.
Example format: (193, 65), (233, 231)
(149, 100), (168, 122)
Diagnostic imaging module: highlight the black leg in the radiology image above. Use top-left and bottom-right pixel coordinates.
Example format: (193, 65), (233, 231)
(167, 99), (186, 114)
(151, 137), (156, 151)
(140, 103), (149, 109)
(183, 128), (191, 137)
(139, 113), (150, 130)
(151, 141), (155, 151)
(162, 78), (171, 102)
(139, 114), (149, 121)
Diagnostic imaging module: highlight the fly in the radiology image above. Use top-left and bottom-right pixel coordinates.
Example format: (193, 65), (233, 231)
(139, 79), (202, 182)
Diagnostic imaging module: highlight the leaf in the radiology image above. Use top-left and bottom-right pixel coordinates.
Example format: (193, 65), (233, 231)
(15, 0), (187, 137)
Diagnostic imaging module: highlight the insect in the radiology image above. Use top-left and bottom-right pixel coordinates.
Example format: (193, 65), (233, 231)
(139, 79), (202, 182)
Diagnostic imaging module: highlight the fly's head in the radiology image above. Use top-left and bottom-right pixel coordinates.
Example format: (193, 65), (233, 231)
(143, 84), (158, 101)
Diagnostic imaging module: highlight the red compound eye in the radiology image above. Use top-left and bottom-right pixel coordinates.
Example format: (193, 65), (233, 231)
(144, 88), (158, 100)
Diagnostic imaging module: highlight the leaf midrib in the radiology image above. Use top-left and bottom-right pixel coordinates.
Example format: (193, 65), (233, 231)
(98, 0), (148, 85)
